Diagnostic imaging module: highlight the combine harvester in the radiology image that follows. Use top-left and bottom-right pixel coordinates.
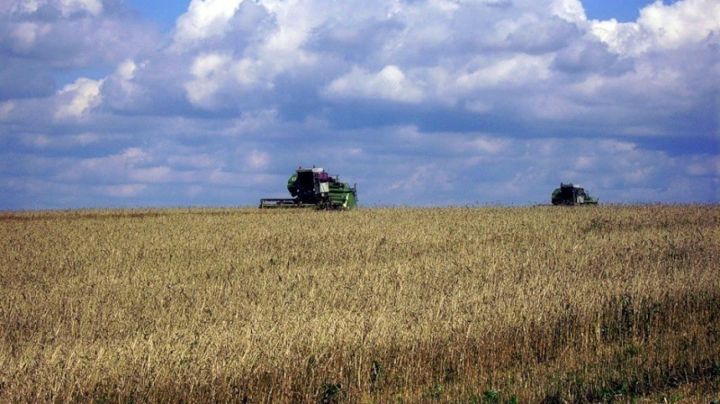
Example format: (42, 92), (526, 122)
(551, 183), (598, 205)
(259, 167), (357, 210)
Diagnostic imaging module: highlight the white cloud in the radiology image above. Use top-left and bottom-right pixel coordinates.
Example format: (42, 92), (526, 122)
(183, 49), (291, 107)
(601, 140), (636, 153)
(686, 156), (720, 177)
(54, 77), (104, 120)
(428, 0), (460, 14)
(2, 0), (718, 208)
(174, 0), (323, 106)
(469, 138), (506, 154)
(59, 0), (102, 16)
(171, 0), (713, 113)
(190, 53), (231, 82)
(173, 0), (245, 47)
(21, 132), (98, 148)
(591, 0), (720, 55)
(112, 59), (141, 97)
(574, 155), (595, 170)
(0, 0), (159, 86)
(231, 58), (265, 88)
(2, 0), (102, 16)
(455, 54), (553, 91)
(259, 0), (321, 62)
(115, 59), (137, 81)
(184, 53), (233, 108)
(130, 166), (173, 183)
(1, 1), (40, 14)
(638, 0), (719, 49)
(222, 109), (280, 135)
(10, 22), (49, 52)
(325, 65), (424, 103)
(59, 147), (148, 182)
(172, 0), (320, 68)
(551, 0), (586, 23)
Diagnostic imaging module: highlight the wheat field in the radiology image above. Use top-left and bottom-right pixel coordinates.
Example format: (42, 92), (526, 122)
(0, 205), (718, 402)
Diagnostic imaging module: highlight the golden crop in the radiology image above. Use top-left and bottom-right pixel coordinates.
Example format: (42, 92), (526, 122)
(0, 205), (718, 402)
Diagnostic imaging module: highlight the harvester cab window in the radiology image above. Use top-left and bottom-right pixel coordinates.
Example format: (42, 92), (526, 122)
(561, 186), (574, 202)
(296, 170), (315, 191)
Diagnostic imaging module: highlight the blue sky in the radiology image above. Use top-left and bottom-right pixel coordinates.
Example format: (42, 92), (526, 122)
(0, 0), (717, 209)
(582, 0), (679, 21)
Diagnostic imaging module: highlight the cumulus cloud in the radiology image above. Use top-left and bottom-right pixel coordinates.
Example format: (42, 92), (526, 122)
(325, 65), (424, 103)
(1, 0), (101, 16)
(173, 0), (245, 46)
(10, 22), (49, 52)
(1, 1), (156, 66)
(468, 138), (506, 155)
(60, 0), (103, 16)
(0, 0), (717, 208)
(177, 0), (324, 107)
(184, 53), (233, 108)
(457, 54), (553, 90)
(54, 77), (103, 120)
(551, 0), (586, 23)
(21, 133), (99, 149)
(115, 59), (137, 82)
(590, 0), (720, 55)
(166, 0), (717, 118)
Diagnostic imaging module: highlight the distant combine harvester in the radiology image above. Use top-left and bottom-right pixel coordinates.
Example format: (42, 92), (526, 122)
(260, 168), (597, 208)
(551, 183), (598, 205)
(260, 167), (357, 210)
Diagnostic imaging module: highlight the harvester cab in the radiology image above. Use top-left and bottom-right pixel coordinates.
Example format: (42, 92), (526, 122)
(260, 167), (357, 210)
(551, 183), (598, 205)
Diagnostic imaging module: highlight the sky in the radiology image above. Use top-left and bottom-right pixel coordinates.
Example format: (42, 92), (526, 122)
(0, 0), (717, 209)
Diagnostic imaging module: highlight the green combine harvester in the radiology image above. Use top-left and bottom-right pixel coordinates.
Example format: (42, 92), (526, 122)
(259, 167), (357, 210)
(551, 183), (598, 205)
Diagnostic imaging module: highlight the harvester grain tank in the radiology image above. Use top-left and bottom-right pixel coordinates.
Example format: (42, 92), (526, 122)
(551, 183), (598, 205)
(260, 167), (357, 210)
